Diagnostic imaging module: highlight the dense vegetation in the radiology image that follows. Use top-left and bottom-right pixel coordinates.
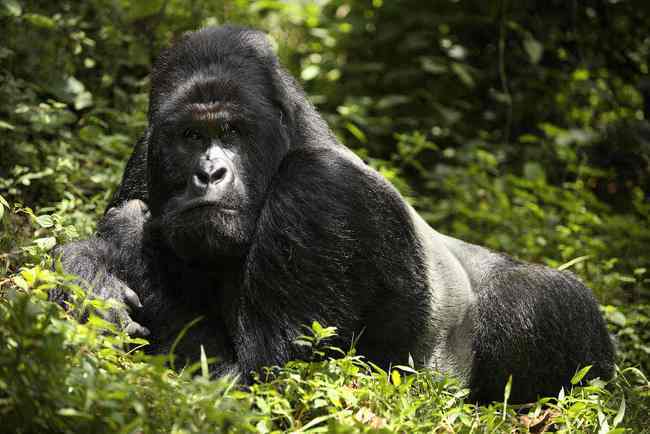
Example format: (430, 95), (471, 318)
(1, 0), (649, 432)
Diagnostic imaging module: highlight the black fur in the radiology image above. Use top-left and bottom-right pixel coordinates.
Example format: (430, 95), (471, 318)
(55, 25), (615, 403)
(469, 255), (615, 402)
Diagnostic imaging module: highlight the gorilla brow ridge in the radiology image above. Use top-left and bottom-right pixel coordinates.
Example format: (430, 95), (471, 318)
(188, 102), (233, 122)
(155, 73), (261, 126)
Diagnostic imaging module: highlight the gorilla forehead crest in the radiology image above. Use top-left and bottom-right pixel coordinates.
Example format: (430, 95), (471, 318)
(189, 101), (234, 122)
(149, 26), (277, 122)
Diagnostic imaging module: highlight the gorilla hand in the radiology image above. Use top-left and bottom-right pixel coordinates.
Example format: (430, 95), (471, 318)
(91, 272), (150, 338)
(54, 199), (152, 337)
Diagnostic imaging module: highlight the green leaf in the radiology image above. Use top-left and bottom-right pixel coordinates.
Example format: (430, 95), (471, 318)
(122, 0), (165, 20)
(293, 338), (313, 347)
(607, 310), (626, 327)
(420, 56), (447, 74)
(48, 76), (92, 108)
(345, 122), (367, 143)
(503, 375), (512, 403)
(558, 255), (591, 271)
(78, 125), (104, 143)
(200, 345), (209, 379)
(450, 62), (474, 88)
(1, 0), (22, 16)
(311, 320), (323, 334)
(35, 214), (54, 228)
(255, 420), (269, 434)
(502, 375), (512, 420)
(74, 91), (93, 110)
(301, 65), (320, 81)
(612, 398), (625, 427)
(0, 194), (6, 221)
(13, 275), (29, 290)
(393, 364), (417, 374)
(571, 365), (592, 385)
(34, 236), (56, 251)
(391, 369), (402, 386)
(523, 36), (543, 64)
(168, 316), (203, 370)
(0, 120), (15, 130)
(572, 69), (590, 81)
(23, 13), (55, 29)
(523, 162), (546, 182)
(58, 408), (84, 417)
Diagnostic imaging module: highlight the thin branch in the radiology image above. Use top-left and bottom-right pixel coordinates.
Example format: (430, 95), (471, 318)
(498, 0), (512, 146)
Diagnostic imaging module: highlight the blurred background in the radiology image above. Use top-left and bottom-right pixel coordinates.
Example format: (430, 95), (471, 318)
(1, 1), (649, 370)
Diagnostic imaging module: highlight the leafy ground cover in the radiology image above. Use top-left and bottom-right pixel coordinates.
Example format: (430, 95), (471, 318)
(1, 266), (649, 432)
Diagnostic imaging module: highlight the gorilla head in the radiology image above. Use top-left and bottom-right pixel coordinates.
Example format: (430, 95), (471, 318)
(144, 27), (291, 261)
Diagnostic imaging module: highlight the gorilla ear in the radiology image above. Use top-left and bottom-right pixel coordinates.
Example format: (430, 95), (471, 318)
(270, 66), (298, 140)
(275, 95), (292, 130)
(241, 28), (296, 131)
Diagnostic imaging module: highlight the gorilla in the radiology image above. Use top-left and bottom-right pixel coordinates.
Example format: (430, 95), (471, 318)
(56, 25), (614, 403)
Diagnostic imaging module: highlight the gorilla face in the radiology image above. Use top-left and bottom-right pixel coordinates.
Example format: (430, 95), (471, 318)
(145, 35), (290, 262)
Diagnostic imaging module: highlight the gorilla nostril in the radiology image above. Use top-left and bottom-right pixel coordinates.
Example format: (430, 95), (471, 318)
(194, 170), (210, 187)
(193, 164), (229, 190)
(213, 166), (227, 182)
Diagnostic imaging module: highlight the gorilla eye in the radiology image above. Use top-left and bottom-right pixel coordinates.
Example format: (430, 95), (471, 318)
(183, 128), (203, 142)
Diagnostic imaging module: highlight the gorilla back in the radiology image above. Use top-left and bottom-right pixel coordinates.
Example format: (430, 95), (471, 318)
(61, 25), (614, 404)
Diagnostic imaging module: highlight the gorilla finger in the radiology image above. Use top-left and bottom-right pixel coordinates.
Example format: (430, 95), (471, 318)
(136, 199), (150, 215)
(104, 206), (120, 219)
(124, 321), (151, 338)
(100, 305), (121, 326)
(122, 285), (143, 310)
(125, 199), (149, 217)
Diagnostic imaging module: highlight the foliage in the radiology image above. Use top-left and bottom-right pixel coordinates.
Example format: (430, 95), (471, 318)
(1, 0), (650, 432)
(604, 304), (650, 375)
(2, 270), (649, 432)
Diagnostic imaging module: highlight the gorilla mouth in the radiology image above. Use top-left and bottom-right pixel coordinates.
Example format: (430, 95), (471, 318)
(180, 199), (239, 215)
(162, 199), (252, 261)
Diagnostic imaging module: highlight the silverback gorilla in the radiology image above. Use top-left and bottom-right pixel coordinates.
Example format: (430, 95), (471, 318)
(56, 26), (615, 403)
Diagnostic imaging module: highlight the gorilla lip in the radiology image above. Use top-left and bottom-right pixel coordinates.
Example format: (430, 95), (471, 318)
(181, 200), (238, 215)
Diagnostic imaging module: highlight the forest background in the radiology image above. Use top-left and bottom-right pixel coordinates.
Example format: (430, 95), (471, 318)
(1, 0), (649, 432)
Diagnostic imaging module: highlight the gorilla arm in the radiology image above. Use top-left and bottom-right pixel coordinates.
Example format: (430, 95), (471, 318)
(52, 199), (152, 337)
(106, 133), (149, 209)
(53, 131), (152, 333)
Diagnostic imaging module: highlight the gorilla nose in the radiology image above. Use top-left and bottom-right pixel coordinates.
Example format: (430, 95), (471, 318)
(192, 160), (231, 190)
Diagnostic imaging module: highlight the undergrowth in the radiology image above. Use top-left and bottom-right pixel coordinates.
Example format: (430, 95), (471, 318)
(1, 263), (649, 433)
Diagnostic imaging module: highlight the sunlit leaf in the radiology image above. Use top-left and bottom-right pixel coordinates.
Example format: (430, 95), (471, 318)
(23, 13), (55, 28)
(571, 365), (592, 385)
(35, 214), (54, 228)
(523, 36), (543, 64)
(301, 64), (320, 81)
(0, 0), (21, 16)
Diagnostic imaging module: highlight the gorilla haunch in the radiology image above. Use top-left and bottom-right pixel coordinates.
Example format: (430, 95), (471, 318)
(57, 26), (614, 403)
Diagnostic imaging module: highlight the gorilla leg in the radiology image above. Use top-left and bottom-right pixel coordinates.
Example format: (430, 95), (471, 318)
(468, 258), (615, 403)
